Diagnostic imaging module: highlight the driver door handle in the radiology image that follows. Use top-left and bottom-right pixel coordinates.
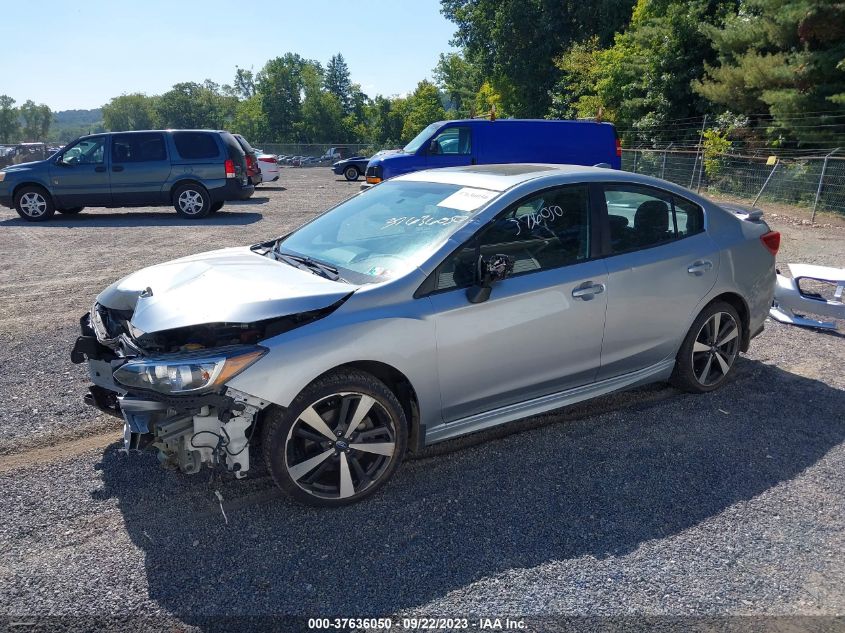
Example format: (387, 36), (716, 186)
(687, 260), (713, 275)
(572, 282), (605, 299)
(94, 166), (106, 172)
(112, 165), (124, 172)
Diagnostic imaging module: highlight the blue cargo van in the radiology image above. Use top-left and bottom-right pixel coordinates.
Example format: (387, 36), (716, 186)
(364, 119), (621, 186)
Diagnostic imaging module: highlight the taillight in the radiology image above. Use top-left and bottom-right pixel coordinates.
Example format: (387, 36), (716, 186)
(615, 137), (622, 158)
(259, 157), (275, 163)
(760, 231), (780, 255)
(224, 159), (236, 179)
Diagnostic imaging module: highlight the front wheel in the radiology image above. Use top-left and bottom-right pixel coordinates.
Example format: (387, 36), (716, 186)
(173, 183), (211, 218)
(671, 301), (742, 393)
(14, 186), (55, 221)
(344, 166), (360, 181)
(262, 370), (407, 507)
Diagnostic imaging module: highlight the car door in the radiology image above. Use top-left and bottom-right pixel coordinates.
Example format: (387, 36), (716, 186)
(109, 133), (172, 205)
(425, 125), (475, 169)
(597, 183), (720, 380)
(48, 136), (111, 207)
(425, 184), (608, 423)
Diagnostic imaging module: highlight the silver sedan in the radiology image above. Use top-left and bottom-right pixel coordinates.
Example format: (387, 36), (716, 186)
(73, 164), (779, 506)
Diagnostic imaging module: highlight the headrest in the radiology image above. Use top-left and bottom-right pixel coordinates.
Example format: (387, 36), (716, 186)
(635, 200), (670, 233)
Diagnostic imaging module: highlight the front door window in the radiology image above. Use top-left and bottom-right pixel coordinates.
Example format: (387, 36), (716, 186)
(60, 137), (105, 166)
(430, 127), (472, 156)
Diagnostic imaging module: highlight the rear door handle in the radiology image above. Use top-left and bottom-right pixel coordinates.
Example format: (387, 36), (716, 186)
(112, 165), (124, 172)
(572, 282), (605, 299)
(687, 260), (713, 275)
(94, 166), (106, 172)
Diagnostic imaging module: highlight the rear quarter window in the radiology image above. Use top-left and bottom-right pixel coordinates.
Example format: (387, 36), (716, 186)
(673, 196), (705, 237)
(172, 132), (220, 160)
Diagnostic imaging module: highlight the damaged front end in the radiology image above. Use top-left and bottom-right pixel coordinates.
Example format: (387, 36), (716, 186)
(70, 245), (355, 478)
(71, 308), (277, 477)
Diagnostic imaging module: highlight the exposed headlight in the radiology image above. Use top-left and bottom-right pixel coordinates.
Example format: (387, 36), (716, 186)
(113, 346), (266, 394)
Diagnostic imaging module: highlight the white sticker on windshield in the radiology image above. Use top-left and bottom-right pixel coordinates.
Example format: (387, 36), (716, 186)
(437, 187), (498, 212)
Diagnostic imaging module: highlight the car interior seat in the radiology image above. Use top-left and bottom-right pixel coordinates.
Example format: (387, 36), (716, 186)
(634, 200), (672, 246)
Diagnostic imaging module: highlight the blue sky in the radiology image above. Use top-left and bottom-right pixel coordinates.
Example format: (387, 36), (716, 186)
(1, 0), (458, 111)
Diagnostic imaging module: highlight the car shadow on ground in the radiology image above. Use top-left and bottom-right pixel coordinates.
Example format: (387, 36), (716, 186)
(228, 196), (270, 205)
(255, 186), (287, 191)
(94, 359), (845, 626)
(0, 210), (264, 228)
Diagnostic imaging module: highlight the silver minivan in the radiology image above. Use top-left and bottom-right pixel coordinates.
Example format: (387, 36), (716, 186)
(72, 164), (779, 506)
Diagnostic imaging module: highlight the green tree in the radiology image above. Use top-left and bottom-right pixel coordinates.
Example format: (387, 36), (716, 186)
(232, 95), (269, 142)
(401, 80), (446, 142)
(155, 81), (236, 129)
(324, 53), (353, 115)
(473, 81), (503, 118)
(441, 0), (635, 116)
(102, 93), (157, 131)
(256, 53), (308, 142)
(233, 67), (256, 99)
(0, 95), (19, 142)
(551, 0), (737, 138)
(20, 100), (52, 139)
(694, 0), (845, 143)
(433, 52), (482, 116)
(300, 62), (349, 142)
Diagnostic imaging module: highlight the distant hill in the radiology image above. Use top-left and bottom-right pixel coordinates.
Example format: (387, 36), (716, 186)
(49, 108), (105, 142)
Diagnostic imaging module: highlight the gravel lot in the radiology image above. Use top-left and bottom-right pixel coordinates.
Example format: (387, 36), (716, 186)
(0, 168), (843, 630)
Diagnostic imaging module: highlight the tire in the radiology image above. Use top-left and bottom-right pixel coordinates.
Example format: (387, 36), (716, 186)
(209, 201), (224, 213)
(671, 301), (743, 393)
(172, 183), (211, 219)
(57, 207), (84, 215)
(344, 166), (360, 181)
(262, 369), (408, 507)
(14, 185), (55, 222)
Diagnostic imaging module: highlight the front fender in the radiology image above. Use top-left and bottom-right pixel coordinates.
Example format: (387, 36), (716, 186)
(225, 301), (441, 430)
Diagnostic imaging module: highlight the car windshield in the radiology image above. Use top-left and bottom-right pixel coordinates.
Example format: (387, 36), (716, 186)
(277, 180), (500, 282)
(403, 122), (442, 153)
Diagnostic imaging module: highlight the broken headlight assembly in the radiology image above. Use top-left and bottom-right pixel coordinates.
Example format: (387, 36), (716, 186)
(113, 346), (267, 394)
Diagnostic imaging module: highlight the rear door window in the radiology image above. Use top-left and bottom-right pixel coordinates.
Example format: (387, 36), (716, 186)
(603, 184), (705, 254)
(173, 132), (220, 159)
(111, 133), (167, 163)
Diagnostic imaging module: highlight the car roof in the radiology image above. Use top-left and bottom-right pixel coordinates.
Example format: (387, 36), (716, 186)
(394, 163), (620, 192)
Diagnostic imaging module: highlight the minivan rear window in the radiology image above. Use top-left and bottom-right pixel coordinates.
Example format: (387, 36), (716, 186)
(173, 132), (220, 159)
(235, 135), (254, 154)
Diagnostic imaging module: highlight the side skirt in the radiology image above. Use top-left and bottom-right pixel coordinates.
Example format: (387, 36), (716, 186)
(424, 358), (676, 445)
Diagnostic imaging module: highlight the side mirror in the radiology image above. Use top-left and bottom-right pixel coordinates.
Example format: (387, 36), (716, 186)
(466, 254), (514, 304)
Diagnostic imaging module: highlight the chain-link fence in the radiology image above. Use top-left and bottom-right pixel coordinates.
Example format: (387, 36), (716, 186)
(622, 148), (845, 218)
(255, 143), (375, 164)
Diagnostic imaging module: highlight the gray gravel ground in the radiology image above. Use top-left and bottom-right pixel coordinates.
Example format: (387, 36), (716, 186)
(0, 168), (843, 631)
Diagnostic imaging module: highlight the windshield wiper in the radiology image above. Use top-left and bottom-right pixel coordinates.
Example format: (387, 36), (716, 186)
(273, 248), (342, 282)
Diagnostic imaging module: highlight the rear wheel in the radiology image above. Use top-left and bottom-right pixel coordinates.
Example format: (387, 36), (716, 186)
(14, 186), (55, 221)
(173, 184), (211, 219)
(671, 301), (742, 393)
(262, 369), (407, 507)
(57, 207), (84, 215)
(344, 166), (360, 181)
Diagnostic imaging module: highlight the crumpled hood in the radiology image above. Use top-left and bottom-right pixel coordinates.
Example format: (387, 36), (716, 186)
(96, 246), (355, 334)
